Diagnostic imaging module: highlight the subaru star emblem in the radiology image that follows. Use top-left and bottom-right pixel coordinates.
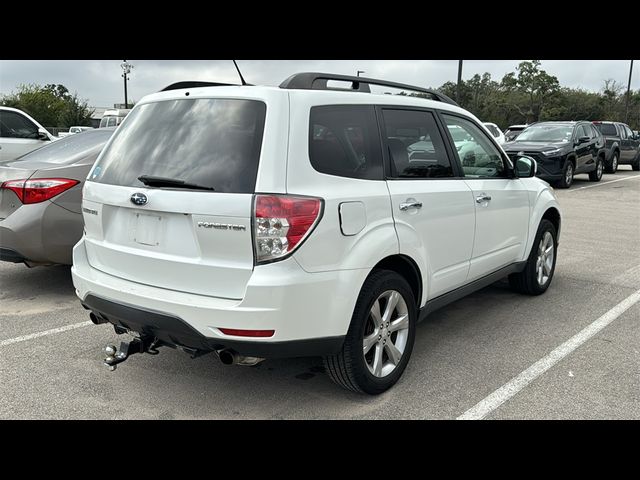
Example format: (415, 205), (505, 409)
(130, 192), (148, 206)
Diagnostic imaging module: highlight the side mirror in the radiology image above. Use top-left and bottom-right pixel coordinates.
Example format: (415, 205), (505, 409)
(577, 136), (590, 144)
(37, 128), (50, 141)
(515, 155), (536, 178)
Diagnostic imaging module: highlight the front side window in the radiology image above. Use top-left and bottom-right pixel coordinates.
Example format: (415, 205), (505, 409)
(91, 98), (266, 193)
(381, 109), (454, 178)
(575, 124), (590, 139)
(0, 111), (39, 139)
(623, 125), (633, 139)
(442, 114), (506, 178)
(309, 105), (383, 180)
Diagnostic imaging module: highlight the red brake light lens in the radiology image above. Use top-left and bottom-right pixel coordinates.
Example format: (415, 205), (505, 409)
(254, 194), (323, 264)
(0, 178), (79, 204)
(218, 328), (275, 338)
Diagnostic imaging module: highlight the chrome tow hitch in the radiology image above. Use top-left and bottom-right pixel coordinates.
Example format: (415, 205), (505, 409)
(103, 336), (160, 371)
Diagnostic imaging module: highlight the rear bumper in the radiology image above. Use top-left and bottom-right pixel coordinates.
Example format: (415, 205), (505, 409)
(0, 201), (82, 265)
(82, 294), (344, 357)
(71, 238), (370, 357)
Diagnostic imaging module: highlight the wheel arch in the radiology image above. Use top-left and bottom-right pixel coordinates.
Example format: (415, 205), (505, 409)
(372, 254), (423, 308)
(541, 207), (561, 244)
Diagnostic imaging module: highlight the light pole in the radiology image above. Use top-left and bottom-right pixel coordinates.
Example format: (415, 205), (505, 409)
(457, 60), (463, 104)
(625, 59), (634, 123)
(120, 60), (134, 109)
(357, 70), (365, 77)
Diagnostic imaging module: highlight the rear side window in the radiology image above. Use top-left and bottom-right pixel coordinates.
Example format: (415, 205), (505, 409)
(309, 105), (383, 180)
(381, 109), (454, 178)
(594, 123), (617, 136)
(90, 99), (266, 193)
(0, 111), (38, 139)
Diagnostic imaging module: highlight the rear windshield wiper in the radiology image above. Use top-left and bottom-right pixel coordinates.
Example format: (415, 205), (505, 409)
(137, 175), (215, 191)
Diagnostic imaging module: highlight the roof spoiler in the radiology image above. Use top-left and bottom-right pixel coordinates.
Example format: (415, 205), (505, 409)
(160, 81), (239, 92)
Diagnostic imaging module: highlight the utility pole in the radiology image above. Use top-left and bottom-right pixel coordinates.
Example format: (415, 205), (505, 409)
(357, 70), (365, 77)
(120, 60), (134, 109)
(457, 60), (463, 104)
(625, 59), (634, 123)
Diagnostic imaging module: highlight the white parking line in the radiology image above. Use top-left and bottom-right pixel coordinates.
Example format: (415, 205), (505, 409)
(457, 288), (640, 420)
(0, 321), (92, 348)
(565, 174), (640, 193)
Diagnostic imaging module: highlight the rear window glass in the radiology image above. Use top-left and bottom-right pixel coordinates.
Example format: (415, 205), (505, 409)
(593, 123), (617, 136)
(90, 99), (266, 193)
(9, 129), (113, 164)
(309, 105), (383, 180)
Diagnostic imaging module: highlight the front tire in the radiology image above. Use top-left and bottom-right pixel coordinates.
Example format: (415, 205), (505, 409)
(632, 153), (640, 171)
(324, 269), (416, 394)
(606, 152), (619, 173)
(557, 160), (574, 188)
(589, 157), (604, 182)
(509, 219), (558, 295)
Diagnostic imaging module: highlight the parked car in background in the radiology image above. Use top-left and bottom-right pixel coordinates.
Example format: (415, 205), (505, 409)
(58, 126), (94, 138)
(503, 121), (605, 188)
(0, 106), (57, 162)
(99, 108), (131, 128)
(72, 73), (561, 394)
(483, 122), (506, 144)
(592, 121), (640, 172)
(0, 128), (115, 266)
(504, 124), (528, 142)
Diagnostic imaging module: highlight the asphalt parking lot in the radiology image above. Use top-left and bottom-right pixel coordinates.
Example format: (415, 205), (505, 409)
(1, 168), (638, 419)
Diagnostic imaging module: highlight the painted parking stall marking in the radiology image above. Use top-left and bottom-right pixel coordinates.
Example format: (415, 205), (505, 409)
(457, 287), (640, 420)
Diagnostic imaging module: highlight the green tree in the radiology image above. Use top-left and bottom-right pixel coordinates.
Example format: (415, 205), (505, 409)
(0, 83), (94, 129)
(501, 60), (560, 122)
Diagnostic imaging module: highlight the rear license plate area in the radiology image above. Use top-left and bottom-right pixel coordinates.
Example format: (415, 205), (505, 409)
(133, 213), (162, 246)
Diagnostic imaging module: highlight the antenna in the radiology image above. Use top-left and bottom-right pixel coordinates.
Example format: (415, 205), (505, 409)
(233, 60), (247, 86)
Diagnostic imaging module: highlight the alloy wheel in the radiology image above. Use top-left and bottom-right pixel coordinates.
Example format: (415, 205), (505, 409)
(536, 231), (554, 286)
(363, 290), (410, 378)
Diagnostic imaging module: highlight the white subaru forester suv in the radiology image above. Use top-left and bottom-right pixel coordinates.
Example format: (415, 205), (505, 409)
(71, 73), (561, 394)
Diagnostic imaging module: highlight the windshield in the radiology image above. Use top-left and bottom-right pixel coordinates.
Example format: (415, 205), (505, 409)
(89, 98), (267, 193)
(515, 125), (573, 142)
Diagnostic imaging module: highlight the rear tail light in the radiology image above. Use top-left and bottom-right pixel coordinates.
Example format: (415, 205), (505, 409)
(0, 178), (80, 204)
(253, 194), (323, 264)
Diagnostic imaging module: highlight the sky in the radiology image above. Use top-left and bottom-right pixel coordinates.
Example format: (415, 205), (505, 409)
(0, 60), (637, 108)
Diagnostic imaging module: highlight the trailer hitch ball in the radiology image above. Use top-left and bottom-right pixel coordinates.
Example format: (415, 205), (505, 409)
(105, 345), (117, 356)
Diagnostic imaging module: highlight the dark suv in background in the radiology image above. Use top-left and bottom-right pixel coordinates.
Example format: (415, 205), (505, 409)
(592, 121), (640, 172)
(503, 121), (605, 188)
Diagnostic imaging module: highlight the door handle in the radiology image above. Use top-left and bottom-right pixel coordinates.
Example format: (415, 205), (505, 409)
(399, 200), (423, 211)
(476, 194), (492, 204)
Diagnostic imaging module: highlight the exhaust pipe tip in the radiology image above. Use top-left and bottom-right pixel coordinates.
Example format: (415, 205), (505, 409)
(218, 349), (236, 365)
(89, 312), (105, 325)
(216, 349), (265, 367)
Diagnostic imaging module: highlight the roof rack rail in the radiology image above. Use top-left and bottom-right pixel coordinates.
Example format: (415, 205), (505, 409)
(279, 72), (458, 106)
(160, 81), (238, 92)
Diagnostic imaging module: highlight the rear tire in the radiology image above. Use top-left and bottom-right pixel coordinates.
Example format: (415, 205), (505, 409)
(606, 152), (619, 173)
(589, 157), (604, 182)
(557, 160), (574, 188)
(323, 269), (416, 394)
(509, 219), (557, 296)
